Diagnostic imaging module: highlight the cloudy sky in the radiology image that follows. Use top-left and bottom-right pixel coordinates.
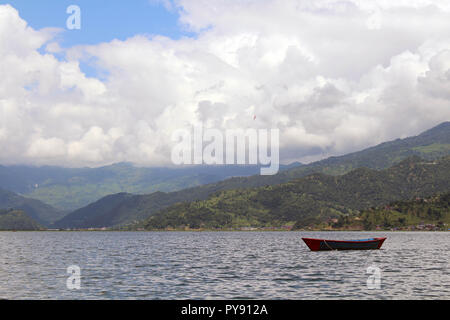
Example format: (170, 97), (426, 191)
(1, 0), (450, 167)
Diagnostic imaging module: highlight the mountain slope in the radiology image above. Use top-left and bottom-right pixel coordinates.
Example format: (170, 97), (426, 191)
(329, 192), (450, 230)
(54, 192), (134, 228)
(53, 189), (211, 228)
(54, 121), (450, 229)
(0, 209), (43, 231)
(0, 189), (64, 226)
(140, 156), (450, 230)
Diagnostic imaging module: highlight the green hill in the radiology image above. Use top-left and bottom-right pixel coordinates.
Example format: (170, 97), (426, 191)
(0, 189), (65, 226)
(0, 209), (43, 231)
(327, 192), (450, 231)
(139, 156), (450, 230)
(53, 122), (450, 229)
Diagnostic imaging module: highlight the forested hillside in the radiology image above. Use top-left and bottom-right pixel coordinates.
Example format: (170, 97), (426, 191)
(140, 156), (450, 230)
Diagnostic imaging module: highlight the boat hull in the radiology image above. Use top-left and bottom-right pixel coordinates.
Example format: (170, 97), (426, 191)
(302, 237), (386, 251)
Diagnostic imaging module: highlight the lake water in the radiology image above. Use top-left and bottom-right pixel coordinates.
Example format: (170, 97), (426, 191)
(0, 231), (448, 300)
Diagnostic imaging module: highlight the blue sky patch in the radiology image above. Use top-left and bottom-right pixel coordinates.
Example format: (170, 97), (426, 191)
(3, 0), (194, 48)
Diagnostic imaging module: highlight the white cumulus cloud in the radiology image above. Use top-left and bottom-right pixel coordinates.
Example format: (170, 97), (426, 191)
(0, 1), (450, 167)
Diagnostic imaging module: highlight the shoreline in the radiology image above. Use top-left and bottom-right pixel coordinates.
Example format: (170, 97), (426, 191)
(1, 228), (448, 232)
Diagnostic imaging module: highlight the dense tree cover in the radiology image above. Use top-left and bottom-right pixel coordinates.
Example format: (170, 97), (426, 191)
(139, 156), (450, 230)
(0, 209), (43, 231)
(330, 192), (450, 230)
(53, 122), (450, 229)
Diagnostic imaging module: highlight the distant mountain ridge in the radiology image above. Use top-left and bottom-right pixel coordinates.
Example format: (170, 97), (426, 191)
(0, 163), (301, 211)
(53, 121), (450, 229)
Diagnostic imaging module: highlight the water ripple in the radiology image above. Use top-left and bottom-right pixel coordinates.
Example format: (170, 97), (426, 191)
(0, 231), (448, 299)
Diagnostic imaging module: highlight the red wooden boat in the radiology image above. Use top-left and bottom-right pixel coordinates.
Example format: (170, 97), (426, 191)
(302, 237), (386, 251)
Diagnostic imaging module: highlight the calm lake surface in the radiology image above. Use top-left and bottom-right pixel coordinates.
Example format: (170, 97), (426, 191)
(0, 231), (448, 299)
